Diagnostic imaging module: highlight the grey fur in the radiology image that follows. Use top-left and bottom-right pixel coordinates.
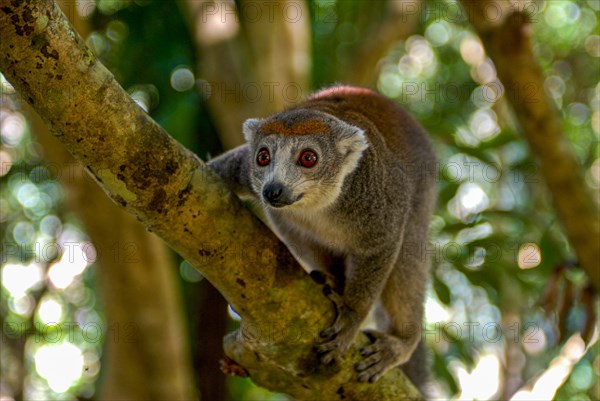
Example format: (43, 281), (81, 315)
(207, 86), (436, 391)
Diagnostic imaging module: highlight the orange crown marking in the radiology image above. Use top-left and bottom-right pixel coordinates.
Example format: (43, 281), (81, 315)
(260, 120), (328, 136)
(311, 86), (375, 100)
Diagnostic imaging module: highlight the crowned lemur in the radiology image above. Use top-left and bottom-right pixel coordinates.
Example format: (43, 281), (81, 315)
(207, 86), (437, 390)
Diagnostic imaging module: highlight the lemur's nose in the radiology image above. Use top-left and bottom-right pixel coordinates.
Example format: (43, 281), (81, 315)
(263, 182), (284, 204)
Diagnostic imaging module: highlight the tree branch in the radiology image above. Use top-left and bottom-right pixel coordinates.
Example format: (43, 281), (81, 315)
(459, 0), (600, 290)
(0, 1), (422, 399)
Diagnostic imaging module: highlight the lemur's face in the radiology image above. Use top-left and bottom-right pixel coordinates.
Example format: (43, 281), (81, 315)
(243, 110), (368, 210)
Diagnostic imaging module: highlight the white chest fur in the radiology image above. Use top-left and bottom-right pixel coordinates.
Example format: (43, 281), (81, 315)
(267, 207), (348, 252)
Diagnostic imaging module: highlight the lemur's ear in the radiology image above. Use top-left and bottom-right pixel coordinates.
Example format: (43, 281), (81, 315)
(243, 118), (262, 142)
(335, 120), (369, 155)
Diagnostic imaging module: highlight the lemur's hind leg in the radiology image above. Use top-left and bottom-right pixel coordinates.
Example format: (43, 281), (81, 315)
(354, 239), (427, 385)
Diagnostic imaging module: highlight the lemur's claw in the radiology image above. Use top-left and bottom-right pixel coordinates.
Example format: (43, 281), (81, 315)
(354, 330), (414, 383)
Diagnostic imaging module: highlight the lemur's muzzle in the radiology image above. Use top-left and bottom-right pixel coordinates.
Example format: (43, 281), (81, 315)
(262, 182), (300, 208)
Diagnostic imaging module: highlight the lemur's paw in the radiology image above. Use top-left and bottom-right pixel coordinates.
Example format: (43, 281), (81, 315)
(321, 284), (344, 308)
(310, 271), (344, 305)
(308, 270), (329, 285)
(314, 337), (344, 365)
(315, 308), (361, 365)
(355, 330), (414, 383)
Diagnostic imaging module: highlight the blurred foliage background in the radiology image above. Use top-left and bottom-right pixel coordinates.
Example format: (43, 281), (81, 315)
(1, 0), (599, 400)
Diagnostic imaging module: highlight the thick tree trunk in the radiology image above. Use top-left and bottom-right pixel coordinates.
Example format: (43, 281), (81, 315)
(0, 1), (422, 399)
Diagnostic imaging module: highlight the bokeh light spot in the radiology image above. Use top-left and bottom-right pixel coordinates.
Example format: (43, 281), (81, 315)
(518, 243), (542, 269)
(37, 296), (64, 324)
(35, 342), (84, 393)
(170, 67), (195, 92)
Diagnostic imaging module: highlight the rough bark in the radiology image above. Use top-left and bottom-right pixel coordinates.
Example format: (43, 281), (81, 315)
(0, 1), (422, 399)
(459, 0), (600, 290)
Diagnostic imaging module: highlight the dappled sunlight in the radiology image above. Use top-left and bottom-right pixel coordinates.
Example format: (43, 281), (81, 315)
(522, 324), (547, 355)
(452, 353), (502, 400)
(195, 0), (239, 46)
(47, 242), (93, 290)
(36, 296), (64, 325)
(425, 294), (451, 323)
(511, 334), (591, 400)
(0, 110), (26, 147)
(34, 342), (84, 393)
(517, 243), (542, 270)
(448, 183), (490, 221)
(468, 109), (500, 142)
(1, 262), (44, 297)
(460, 35), (485, 67)
(170, 66), (196, 92)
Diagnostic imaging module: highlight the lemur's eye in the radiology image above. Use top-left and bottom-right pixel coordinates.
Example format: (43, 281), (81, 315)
(256, 148), (271, 166)
(298, 149), (318, 168)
